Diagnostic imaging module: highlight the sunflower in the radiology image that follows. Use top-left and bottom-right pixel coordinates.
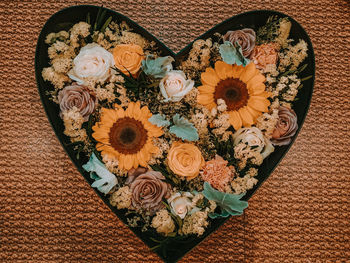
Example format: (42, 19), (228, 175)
(92, 101), (163, 170)
(197, 61), (270, 130)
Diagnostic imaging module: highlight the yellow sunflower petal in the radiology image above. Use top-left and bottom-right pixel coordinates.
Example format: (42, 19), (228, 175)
(229, 111), (243, 130)
(232, 65), (245, 78)
(238, 106), (254, 126)
(198, 85), (215, 94)
(201, 67), (220, 87)
(123, 154), (133, 170)
(125, 102), (135, 117)
(100, 108), (118, 124)
(214, 61), (234, 80)
(141, 106), (152, 119)
(247, 106), (262, 120)
(197, 93), (215, 106)
(118, 154), (126, 170)
(248, 96), (270, 112)
(137, 151), (148, 167)
(132, 101), (142, 120)
(240, 62), (258, 83)
(247, 72), (266, 85)
(247, 82), (266, 95)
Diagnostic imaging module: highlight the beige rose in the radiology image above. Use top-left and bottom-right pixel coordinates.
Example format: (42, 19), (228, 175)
(250, 43), (279, 70)
(159, 70), (194, 102)
(113, 44), (144, 77)
(167, 141), (205, 180)
(167, 192), (194, 219)
(68, 43), (114, 85)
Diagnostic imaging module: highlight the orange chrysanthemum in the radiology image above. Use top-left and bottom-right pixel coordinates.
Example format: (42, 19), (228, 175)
(92, 101), (163, 170)
(197, 61), (271, 130)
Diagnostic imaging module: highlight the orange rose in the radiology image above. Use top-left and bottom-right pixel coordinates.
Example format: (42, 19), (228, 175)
(167, 141), (205, 180)
(113, 44), (144, 77)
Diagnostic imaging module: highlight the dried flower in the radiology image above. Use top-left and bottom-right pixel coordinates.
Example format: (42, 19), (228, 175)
(271, 106), (298, 146)
(223, 28), (256, 57)
(113, 44), (144, 77)
(200, 155), (233, 192)
(58, 83), (97, 121)
(167, 141), (205, 180)
(129, 171), (170, 214)
(250, 43), (279, 70)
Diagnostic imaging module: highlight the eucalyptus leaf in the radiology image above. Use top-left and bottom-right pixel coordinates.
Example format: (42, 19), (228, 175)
(148, 114), (171, 127)
(169, 114), (199, 141)
(219, 41), (250, 66)
(141, 55), (174, 78)
(82, 153), (118, 194)
(202, 182), (248, 219)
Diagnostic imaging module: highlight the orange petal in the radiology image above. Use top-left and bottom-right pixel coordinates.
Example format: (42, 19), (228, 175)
(197, 93), (215, 105)
(239, 62), (257, 83)
(214, 61), (234, 80)
(201, 67), (220, 87)
(232, 65), (245, 78)
(247, 82), (266, 95)
(247, 72), (266, 85)
(141, 106), (152, 119)
(198, 85), (215, 94)
(247, 106), (262, 120)
(125, 102), (135, 117)
(228, 111), (242, 130)
(124, 154), (133, 170)
(248, 96), (270, 112)
(238, 106), (254, 126)
(137, 151), (148, 167)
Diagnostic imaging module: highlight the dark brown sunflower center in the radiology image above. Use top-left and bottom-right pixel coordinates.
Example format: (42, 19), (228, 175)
(109, 117), (148, 154)
(214, 78), (249, 111)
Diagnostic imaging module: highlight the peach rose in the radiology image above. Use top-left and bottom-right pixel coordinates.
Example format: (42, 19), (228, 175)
(167, 141), (205, 180)
(113, 44), (144, 77)
(250, 43), (279, 70)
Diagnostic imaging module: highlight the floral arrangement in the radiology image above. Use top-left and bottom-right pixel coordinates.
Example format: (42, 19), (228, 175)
(42, 10), (310, 246)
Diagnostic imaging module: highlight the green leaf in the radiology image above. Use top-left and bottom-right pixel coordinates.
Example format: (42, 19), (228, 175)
(82, 153), (118, 194)
(202, 182), (248, 219)
(148, 114), (170, 127)
(169, 114), (199, 141)
(219, 41), (250, 66)
(141, 55), (174, 78)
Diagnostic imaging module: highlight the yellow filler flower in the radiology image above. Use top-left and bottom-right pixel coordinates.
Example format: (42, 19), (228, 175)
(92, 101), (163, 170)
(197, 61), (270, 130)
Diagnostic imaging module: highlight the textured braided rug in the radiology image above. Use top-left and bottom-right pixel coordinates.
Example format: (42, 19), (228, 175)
(1, 0), (349, 262)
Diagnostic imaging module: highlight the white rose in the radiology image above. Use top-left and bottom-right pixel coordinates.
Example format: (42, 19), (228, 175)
(68, 43), (114, 85)
(233, 127), (274, 159)
(159, 70), (194, 102)
(167, 192), (193, 219)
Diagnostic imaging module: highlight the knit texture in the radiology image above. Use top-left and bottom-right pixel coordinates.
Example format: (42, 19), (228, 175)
(0, 0), (349, 262)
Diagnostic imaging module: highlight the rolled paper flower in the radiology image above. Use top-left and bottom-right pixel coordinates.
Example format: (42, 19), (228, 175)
(58, 83), (97, 121)
(113, 44), (144, 77)
(167, 141), (205, 180)
(271, 106), (298, 146)
(129, 170), (170, 214)
(250, 43), (279, 70)
(68, 43), (114, 85)
(223, 28), (256, 57)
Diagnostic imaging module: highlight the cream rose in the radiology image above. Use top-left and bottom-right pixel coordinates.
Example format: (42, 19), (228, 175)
(233, 127), (274, 159)
(167, 141), (205, 180)
(159, 70), (194, 102)
(113, 44), (144, 77)
(167, 192), (194, 219)
(68, 43), (114, 85)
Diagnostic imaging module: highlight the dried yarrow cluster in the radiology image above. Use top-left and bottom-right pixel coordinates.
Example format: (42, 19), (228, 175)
(42, 13), (309, 239)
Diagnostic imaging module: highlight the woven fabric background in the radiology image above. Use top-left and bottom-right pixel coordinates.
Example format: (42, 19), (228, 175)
(1, 0), (349, 262)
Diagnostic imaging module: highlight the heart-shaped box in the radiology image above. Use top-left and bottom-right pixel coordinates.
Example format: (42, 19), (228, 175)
(35, 5), (314, 262)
